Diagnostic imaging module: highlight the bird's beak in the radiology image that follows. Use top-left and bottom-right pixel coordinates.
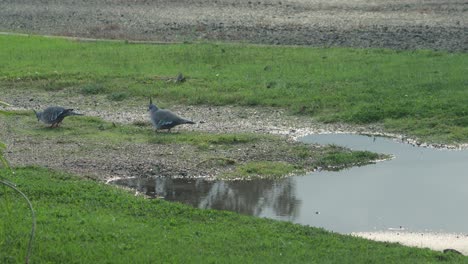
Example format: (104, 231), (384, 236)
(148, 98), (152, 111)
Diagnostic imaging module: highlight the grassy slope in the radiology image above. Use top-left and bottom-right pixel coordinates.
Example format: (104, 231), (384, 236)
(1, 167), (466, 263)
(0, 35), (467, 143)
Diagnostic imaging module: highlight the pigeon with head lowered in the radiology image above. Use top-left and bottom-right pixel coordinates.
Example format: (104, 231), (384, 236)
(33, 106), (83, 128)
(148, 98), (195, 132)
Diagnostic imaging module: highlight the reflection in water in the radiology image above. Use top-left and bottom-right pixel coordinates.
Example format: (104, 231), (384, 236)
(111, 134), (468, 235)
(111, 177), (301, 219)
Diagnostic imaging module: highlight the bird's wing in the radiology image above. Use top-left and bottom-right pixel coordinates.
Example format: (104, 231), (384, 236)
(155, 109), (184, 126)
(45, 107), (66, 122)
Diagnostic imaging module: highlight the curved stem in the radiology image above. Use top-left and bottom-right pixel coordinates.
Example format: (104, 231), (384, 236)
(0, 180), (36, 264)
(0, 100), (11, 107)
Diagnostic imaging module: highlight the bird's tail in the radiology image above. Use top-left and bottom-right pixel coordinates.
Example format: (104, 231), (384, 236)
(184, 119), (196, 125)
(64, 109), (84, 116)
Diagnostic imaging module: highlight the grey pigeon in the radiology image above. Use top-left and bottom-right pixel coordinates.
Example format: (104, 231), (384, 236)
(148, 98), (195, 132)
(33, 106), (83, 128)
(175, 72), (185, 83)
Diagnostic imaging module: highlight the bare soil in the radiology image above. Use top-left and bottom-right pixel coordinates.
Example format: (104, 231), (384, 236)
(0, 0), (466, 52)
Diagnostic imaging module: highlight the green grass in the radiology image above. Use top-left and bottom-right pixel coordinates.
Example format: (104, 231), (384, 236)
(316, 145), (383, 169)
(220, 146), (382, 180)
(0, 35), (466, 143)
(79, 83), (106, 95)
(221, 161), (298, 180)
(1, 167), (466, 263)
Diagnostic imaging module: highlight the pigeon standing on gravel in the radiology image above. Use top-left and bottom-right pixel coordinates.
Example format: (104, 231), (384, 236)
(34, 106), (83, 128)
(148, 98), (195, 132)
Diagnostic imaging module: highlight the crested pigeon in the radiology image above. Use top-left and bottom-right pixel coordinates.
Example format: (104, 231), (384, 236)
(34, 106), (83, 128)
(148, 98), (195, 132)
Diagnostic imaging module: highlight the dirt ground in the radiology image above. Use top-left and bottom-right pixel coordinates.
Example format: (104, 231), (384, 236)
(0, 0), (466, 52)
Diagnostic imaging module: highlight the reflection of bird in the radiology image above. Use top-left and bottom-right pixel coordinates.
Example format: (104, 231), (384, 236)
(148, 98), (195, 132)
(34, 106), (83, 128)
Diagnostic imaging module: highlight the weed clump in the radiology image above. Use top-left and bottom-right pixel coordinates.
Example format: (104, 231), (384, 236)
(107, 92), (129, 101)
(80, 83), (105, 95)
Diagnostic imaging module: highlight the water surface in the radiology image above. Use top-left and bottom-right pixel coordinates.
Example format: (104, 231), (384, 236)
(111, 134), (468, 234)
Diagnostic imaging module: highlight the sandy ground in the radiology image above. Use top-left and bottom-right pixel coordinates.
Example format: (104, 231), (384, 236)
(353, 231), (468, 255)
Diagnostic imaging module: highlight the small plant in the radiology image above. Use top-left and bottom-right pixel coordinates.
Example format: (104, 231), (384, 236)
(292, 145), (312, 159)
(222, 161), (297, 180)
(196, 157), (237, 168)
(317, 145), (383, 169)
(41, 80), (75, 91)
(206, 134), (255, 145)
(80, 83), (105, 95)
(0, 100), (11, 107)
(107, 91), (129, 101)
(0, 141), (8, 168)
(132, 120), (151, 127)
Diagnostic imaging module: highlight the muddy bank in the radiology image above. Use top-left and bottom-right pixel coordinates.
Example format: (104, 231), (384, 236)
(0, 0), (466, 52)
(353, 231), (468, 256)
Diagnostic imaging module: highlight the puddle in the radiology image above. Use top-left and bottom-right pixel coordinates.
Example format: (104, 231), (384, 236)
(110, 134), (468, 234)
